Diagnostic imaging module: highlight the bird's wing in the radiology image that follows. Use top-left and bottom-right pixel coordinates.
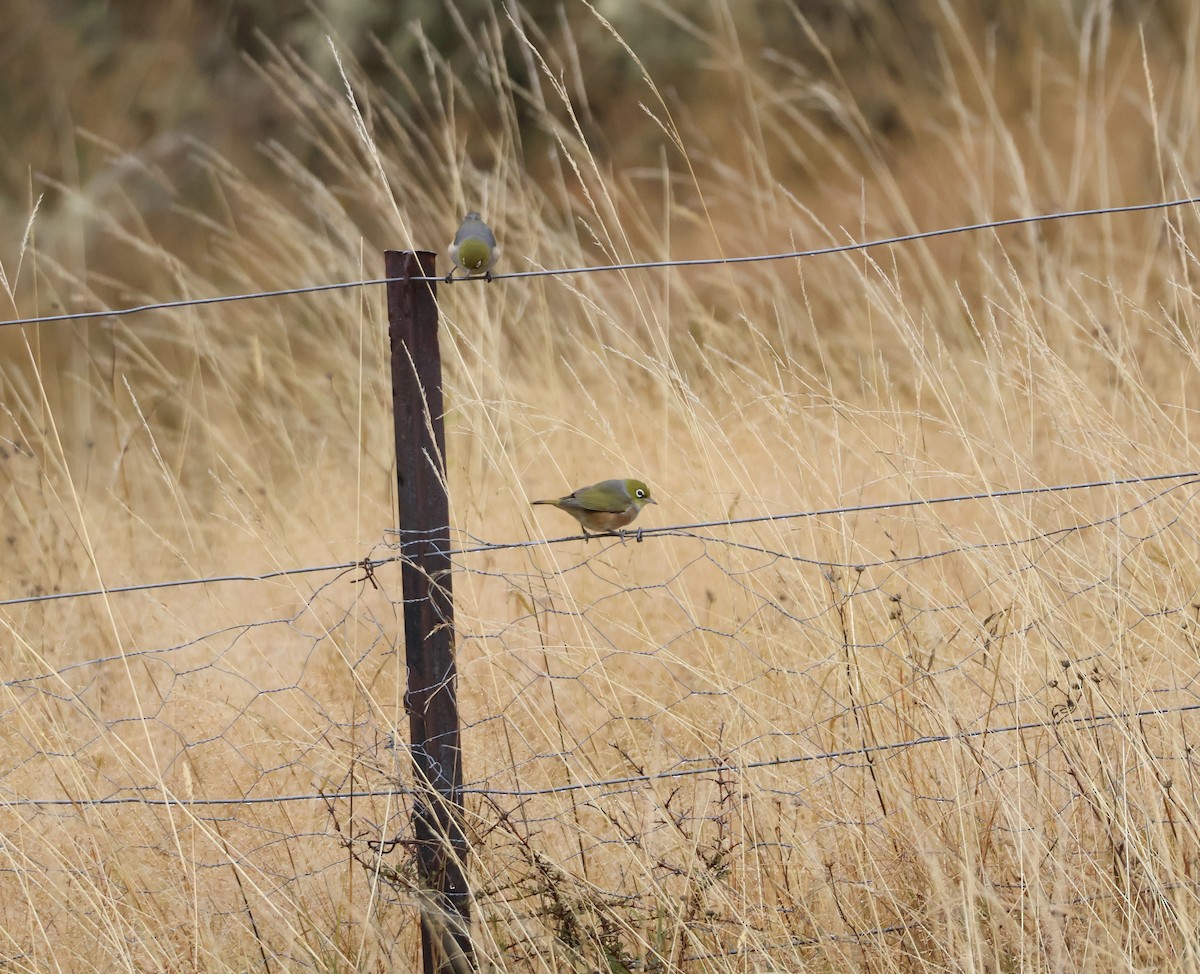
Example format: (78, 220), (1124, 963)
(569, 482), (628, 512)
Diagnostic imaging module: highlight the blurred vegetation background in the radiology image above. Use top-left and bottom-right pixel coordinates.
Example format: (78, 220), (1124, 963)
(3, 0), (1196, 584)
(1, 0), (1188, 279)
(6, 4), (1200, 970)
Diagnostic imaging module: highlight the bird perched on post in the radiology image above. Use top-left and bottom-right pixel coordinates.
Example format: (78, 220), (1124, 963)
(531, 478), (657, 537)
(446, 211), (500, 282)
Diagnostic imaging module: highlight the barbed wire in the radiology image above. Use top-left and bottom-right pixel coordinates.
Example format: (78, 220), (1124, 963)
(4, 470), (1195, 610)
(410, 470), (1200, 557)
(5, 455), (1198, 970)
(3, 187), (1197, 972)
(1, 195), (1196, 328)
(3, 468), (1198, 806)
(0, 556), (387, 608)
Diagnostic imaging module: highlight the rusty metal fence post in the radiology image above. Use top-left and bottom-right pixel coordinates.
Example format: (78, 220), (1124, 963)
(385, 250), (472, 974)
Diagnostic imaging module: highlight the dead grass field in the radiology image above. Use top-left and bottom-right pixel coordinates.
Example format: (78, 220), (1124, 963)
(3, 2), (1200, 971)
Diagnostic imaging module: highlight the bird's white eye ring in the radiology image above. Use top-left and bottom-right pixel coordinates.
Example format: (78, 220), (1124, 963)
(635, 488), (646, 498)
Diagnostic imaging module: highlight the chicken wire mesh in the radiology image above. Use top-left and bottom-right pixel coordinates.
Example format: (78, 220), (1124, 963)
(3, 476), (1200, 968)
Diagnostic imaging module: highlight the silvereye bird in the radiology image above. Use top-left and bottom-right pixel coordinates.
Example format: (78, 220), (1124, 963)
(446, 211), (500, 282)
(532, 478), (657, 537)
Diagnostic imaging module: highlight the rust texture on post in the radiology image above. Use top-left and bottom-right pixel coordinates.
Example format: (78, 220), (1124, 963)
(385, 250), (472, 974)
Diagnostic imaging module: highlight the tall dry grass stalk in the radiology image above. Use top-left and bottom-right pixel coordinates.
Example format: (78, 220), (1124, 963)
(2, 2), (1200, 970)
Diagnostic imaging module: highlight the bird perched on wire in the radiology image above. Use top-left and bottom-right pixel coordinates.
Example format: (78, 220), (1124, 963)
(532, 478), (657, 538)
(445, 211), (500, 283)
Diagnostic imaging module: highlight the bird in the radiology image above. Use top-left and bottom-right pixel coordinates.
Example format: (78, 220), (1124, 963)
(445, 211), (500, 283)
(531, 478), (657, 537)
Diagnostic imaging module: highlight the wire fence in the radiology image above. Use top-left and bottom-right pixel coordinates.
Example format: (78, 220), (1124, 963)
(3, 194), (1198, 328)
(5, 197), (1200, 969)
(4, 467), (1200, 967)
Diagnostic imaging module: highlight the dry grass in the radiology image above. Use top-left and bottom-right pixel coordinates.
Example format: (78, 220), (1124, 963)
(3, 2), (1200, 971)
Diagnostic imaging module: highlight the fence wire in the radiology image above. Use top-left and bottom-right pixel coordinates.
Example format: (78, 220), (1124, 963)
(3, 474), (1200, 968)
(3, 194), (1197, 328)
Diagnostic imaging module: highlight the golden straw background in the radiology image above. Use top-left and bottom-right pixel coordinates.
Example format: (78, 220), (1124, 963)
(3, 2), (1200, 970)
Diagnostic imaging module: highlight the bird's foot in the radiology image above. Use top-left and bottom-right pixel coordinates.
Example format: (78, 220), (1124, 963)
(443, 271), (455, 284)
